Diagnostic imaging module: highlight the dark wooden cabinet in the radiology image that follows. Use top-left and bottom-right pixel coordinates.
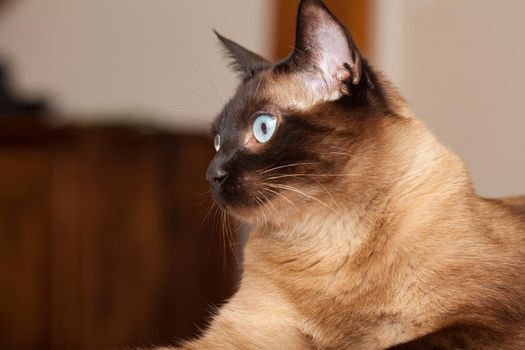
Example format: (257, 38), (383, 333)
(0, 119), (238, 350)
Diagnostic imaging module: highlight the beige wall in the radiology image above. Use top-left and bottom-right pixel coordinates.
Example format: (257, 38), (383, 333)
(0, 0), (273, 131)
(374, 0), (525, 197)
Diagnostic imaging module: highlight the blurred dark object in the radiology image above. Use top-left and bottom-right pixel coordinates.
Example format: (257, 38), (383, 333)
(0, 118), (238, 350)
(0, 0), (15, 16)
(0, 60), (48, 117)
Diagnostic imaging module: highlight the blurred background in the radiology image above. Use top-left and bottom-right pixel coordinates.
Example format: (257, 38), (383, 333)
(0, 0), (524, 349)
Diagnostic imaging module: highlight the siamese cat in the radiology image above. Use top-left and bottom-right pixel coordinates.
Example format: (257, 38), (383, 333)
(159, 0), (525, 349)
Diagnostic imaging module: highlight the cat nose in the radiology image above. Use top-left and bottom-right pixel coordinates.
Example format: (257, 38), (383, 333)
(207, 168), (229, 190)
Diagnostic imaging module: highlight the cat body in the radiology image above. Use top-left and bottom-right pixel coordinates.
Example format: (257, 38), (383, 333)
(161, 1), (525, 349)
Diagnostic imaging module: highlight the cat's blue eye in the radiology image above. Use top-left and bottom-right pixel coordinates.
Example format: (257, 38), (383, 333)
(253, 114), (277, 144)
(214, 134), (221, 152)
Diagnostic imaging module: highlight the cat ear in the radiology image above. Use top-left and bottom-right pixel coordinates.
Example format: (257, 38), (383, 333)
(291, 0), (362, 97)
(215, 30), (272, 81)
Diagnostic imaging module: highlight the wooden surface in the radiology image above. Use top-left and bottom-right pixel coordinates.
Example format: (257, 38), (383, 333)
(0, 119), (238, 350)
(273, 0), (372, 60)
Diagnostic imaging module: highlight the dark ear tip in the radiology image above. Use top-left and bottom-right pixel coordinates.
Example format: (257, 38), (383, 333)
(300, 0), (324, 5)
(213, 29), (223, 40)
(214, 29), (231, 46)
(214, 30), (233, 48)
(299, 0), (327, 10)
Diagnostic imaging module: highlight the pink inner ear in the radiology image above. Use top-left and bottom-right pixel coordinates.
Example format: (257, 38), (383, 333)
(313, 24), (353, 89)
(336, 69), (351, 82)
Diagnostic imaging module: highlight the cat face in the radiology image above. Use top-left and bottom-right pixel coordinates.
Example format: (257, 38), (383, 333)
(207, 0), (389, 224)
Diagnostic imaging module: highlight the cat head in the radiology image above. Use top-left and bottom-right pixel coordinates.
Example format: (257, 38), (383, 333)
(207, 0), (400, 225)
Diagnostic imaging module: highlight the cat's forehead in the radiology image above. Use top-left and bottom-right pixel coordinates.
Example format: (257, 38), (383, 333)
(215, 75), (272, 130)
(216, 68), (324, 130)
(267, 71), (326, 110)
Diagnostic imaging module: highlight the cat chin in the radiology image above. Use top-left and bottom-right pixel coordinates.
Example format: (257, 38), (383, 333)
(210, 189), (295, 224)
(220, 204), (260, 223)
(217, 202), (278, 225)
(210, 191), (244, 210)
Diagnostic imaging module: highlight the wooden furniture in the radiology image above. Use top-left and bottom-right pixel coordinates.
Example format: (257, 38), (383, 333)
(0, 118), (238, 350)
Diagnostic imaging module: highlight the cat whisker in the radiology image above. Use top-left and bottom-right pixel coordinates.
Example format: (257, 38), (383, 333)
(257, 190), (278, 219)
(221, 209), (239, 267)
(316, 181), (337, 206)
(328, 151), (357, 157)
(201, 198), (217, 226)
(208, 204), (223, 260)
(257, 190), (272, 212)
(259, 162), (321, 175)
(200, 59), (225, 105)
(171, 104), (217, 116)
(262, 186), (297, 208)
(220, 210), (232, 270)
(254, 194), (271, 231)
(257, 190), (284, 230)
(173, 88), (217, 110)
(264, 177), (337, 207)
(265, 173), (360, 180)
(265, 183), (339, 216)
(196, 190), (212, 206)
(265, 193), (286, 231)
